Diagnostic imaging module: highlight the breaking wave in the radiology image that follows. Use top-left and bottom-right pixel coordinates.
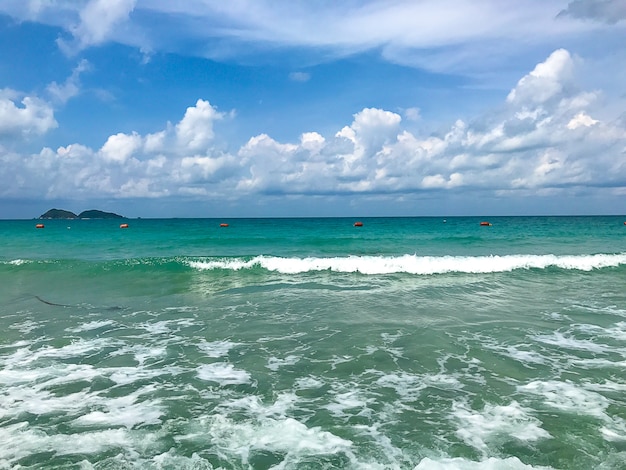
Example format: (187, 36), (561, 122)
(188, 253), (626, 275)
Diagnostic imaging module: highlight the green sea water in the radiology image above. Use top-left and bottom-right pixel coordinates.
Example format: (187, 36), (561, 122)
(1, 216), (626, 469)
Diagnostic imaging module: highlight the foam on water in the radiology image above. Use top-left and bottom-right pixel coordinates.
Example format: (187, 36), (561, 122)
(267, 354), (300, 371)
(532, 331), (611, 354)
(219, 392), (299, 419)
(326, 389), (373, 417)
(375, 371), (462, 401)
(7, 259), (31, 265)
(0, 423), (144, 464)
(196, 362), (252, 386)
(177, 414), (352, 466)
(108, 364), (185, 385)
(451, 401), (551, 455)
(8, 319), (43, 334)
(295, 376), (325, 389)
(414, 456), (555, 470)
(188, 252), (626, 275)
(65, 319), (117, 333)
(197, 339), (241, 358)
(518, 380), (609, 418)
(73, 398), (163, 429)
(3, 216), (626, 469)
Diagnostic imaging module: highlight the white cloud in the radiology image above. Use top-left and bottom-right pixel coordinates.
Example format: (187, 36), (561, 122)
(1, 48), (626, 211)
(176, 99), (225, 152)
(0, 90), (57, 138)
(99, 132), (142, 163)
(61, 0), (137, 53)
(567, 111), (599, 129)
(403, 107), (421, 121)
(506, 49), (575, 105)
(1, 0), (622, 79)
(46, 59), (91, 104)
(289, 72), (311, 82)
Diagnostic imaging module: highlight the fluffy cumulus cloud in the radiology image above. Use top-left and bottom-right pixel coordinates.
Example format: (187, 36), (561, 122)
(176, 99), (225, 152)
(0, 89), (57, 138)
(1, 49), (625, 206)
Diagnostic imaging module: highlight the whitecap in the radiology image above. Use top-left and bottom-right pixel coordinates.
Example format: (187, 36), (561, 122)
(188, 253), (626, 275)
(451, 400), (551, 454)
(197, 339), (240, 358)
(196, 362), (251, 385)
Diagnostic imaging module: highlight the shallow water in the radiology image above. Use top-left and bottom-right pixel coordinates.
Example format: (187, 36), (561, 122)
(1, 217), (625, 469)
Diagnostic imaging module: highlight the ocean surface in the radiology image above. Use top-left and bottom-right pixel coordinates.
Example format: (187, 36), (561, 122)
(1, 216), (626, 469)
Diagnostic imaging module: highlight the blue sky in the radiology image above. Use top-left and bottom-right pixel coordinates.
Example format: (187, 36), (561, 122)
(1, 0), (625, 218)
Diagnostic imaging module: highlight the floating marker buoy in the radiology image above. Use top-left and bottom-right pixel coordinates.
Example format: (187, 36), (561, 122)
(35, 224), (44, 229)
(220, 223), (229, 227)
(120, 223), (129, 229)
(480, 221), (492, 226)
(354, 221), (363, 227)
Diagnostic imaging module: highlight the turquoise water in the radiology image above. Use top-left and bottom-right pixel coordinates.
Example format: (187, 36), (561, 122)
(1, 217), (626, 469)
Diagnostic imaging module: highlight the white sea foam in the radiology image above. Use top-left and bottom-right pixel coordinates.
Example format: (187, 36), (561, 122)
(517, 380), (609, 418)
(520, 380), (626, 443)
(0, 387), (93, 419)
(7, 259), (31, 265)
(452, 401), (551, 454)
(132, 345), (167, 365)
(197, 362), (251, 385)
(295, 376), (325, 389)
(573, 321), (626, 342)
(601, 416), (626, 442)
(532, 331), (609, 354)
(197, 339), (240, 358)
(65, 319), (116, 333)
(375, 371), (462, 402)
(482, 341), (548, 366)
(0, 422), (139, 464)
(188, 252), (626, 275)
(8, 320), (42, 334)
(178, 414), (352, 465)
(414, 456), (555, 469)
(326, 389), (373, 417)
(267, 354), (300, 371)
(219, 392), (298, 418)
(108, 365), (184, 385)
(1, 338), (122, 368)
(73, 396), (163, 429)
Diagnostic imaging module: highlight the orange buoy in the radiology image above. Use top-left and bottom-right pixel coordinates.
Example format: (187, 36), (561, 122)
(480, 221), (492, 226)
(35, 223), (44, 229)
(120, 223), (129, 229)
(354, 221), (363, 227)
(220, 223), (229, 227)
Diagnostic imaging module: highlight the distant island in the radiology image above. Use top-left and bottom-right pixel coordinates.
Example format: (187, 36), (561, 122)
(39, 208), (126, 219)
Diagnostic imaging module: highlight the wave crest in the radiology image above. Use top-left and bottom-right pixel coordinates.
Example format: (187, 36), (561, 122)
(187, 253), (626, 275)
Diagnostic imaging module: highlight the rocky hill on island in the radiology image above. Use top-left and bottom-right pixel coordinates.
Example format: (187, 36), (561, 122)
(39, 209), (126, 219)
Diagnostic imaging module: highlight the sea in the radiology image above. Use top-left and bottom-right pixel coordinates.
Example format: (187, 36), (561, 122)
(1, 216), (625, 470)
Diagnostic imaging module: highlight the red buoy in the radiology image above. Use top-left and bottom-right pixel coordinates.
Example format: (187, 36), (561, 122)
(120, 223), (129, 229)
(480, 221), (492, 226)
(35, 223), (44, 229)
(220, 223), (229, 227)
(354, 221), (363, 227)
